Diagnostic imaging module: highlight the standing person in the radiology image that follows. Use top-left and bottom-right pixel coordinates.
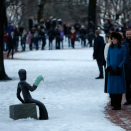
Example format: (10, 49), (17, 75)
(93, 30), (104, 79)
(69, 26), (76, 48)
(29, 16), (33, 31)
(63, 22), (67, 37)
(55, 26), (61, 49)
(67, 24), (71, 47)
(48, 28), (54, 50)
(80, 25), (86, 47)
(14, 28), (20, 52)
(104, 35), (114, 106)
(52, 18), (57, 30)
(74, 20), (81, 41)
(33, 18), (38, 28)
(107, 32), (127, 110)
(46, 19), (50, 35)
(21, 30), (27, 51)
(7, 23), (13, 35)
(19, 24), (24, 36)
(7, 31), (15, 59)
(87, 28), (94, 47)
(4, 30), (8, 51)
(122, 30), (131, 105)
(33, 28), (39, 50)
(40, 29), (46, 50)
(59, 25), (64, 49)
(27, 28), (35, 50)
(104, 36), (111, 86)
(104, 20), (109, 35)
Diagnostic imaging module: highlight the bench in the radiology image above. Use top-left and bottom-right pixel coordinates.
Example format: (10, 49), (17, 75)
(9, 103), (37, 120)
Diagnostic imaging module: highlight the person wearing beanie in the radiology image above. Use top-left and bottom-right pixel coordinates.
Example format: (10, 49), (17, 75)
(106, 32), (127, 110)
(122, 30), (131, 105)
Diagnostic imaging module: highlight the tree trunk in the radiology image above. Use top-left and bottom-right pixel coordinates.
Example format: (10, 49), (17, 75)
(0, 0), (11, 80)
(88, 0), (97, 31)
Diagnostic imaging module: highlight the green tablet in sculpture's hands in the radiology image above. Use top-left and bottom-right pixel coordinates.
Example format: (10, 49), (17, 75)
(34, 75), (44, 86)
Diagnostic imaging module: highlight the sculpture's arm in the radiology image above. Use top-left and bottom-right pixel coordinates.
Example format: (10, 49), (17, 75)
(24, 75), (44, 92)
(24, 82), (37, 92)
(16, 86), (24, 103)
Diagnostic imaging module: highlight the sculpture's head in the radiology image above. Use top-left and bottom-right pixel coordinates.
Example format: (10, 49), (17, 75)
(18, 69), (26, 81)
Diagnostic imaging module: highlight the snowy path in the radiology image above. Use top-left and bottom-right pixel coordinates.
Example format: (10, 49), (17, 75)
(0, 48), (125, 131)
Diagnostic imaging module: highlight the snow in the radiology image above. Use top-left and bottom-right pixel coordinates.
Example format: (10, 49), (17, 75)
(0, 46), (125, 130)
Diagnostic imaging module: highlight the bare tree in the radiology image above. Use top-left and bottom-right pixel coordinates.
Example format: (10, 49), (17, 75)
(0, 0), (11, 80)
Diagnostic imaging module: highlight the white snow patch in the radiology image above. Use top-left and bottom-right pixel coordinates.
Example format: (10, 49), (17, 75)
(0, 48), (125, 131)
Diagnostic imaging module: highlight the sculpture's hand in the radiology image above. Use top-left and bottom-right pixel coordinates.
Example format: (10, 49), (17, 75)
(33, 75), (44, 86)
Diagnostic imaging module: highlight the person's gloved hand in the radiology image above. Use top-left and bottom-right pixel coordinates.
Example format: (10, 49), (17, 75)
(33, 75), (44, 86)
(107, 66), (115, 75)
(115, 66), (121, 76)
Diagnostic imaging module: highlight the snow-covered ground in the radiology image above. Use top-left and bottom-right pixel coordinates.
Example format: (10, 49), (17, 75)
(0, 46), (125, 130)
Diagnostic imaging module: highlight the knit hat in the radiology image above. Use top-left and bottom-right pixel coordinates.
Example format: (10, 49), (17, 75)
(111, 32), (122, 41)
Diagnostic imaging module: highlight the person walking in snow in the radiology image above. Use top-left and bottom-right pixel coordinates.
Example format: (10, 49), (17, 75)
(69, 27), (76, 48)
(106, 32), (127, 110)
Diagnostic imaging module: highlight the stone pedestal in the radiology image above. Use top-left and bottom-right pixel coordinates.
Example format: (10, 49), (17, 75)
(9, 103), (37, 120)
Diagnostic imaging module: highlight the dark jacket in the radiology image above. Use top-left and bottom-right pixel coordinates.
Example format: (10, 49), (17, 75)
(48, 30), (55, 41)
(74, 23), (81, 32)
(40, 32), (46, 40)
(14, 29), (20, 41)
(122, 39), (131, 80)
(21, 33), (27, 45)
(80, 29), (86, 39)
(7, 35), (15, 48)
(29, 19), (33, 31)
(19, 27), (24, 35)
(55, 29), (60, 40)
(93, 36), (104, 59)
(46, 22), (50, 30)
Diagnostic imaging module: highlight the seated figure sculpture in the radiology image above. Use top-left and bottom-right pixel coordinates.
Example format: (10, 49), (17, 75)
(17, 69), (48, 120)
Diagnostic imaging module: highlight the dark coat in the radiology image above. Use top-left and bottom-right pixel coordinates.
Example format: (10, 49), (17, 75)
(29, 19), (33, 31)
(74, 23), (81, 32)
(7, 35), (15, 48)
(80, 29), (86, 40)
(87, 29), (94, 41)
(14, 30), (20, 41)
(46, 22), (50, 30)
(21, 33), (27, 45)
(19, 27), (24, 35)
(48, 30), (55, 41)
(107, 45), (127, 94)
(67, 27), (71, 37)
(93, 36), (104, 59)
(55, 29), (60, 41)
(122, 39), (131, 80)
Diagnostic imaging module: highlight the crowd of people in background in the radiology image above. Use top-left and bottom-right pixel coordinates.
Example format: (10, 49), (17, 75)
(4, 16), (95, 58)
(4, 16), (131, 59)
(103, 17), (131, 38)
